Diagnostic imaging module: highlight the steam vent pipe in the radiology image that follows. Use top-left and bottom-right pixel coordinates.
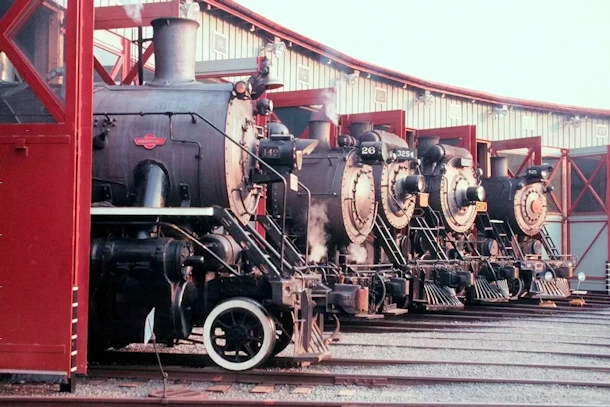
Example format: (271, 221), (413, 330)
(149, 17), (200, 86)
(309, 120), (332, 151)
(417, 135), (440, 156)
(490, 156), (509, 178)
(350, 121), (374, 140)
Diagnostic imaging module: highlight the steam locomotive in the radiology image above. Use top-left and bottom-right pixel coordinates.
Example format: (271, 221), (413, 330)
(478, 156), (575, 299)
(82, 15), (580, 374)
(87, 17), (365, 371)
(267, 119), (419, 314)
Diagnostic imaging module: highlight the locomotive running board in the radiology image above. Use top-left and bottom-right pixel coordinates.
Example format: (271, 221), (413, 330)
(530, 278), (571, 299)
(421, 282), (464, 311)
(472, 278), (510, 303)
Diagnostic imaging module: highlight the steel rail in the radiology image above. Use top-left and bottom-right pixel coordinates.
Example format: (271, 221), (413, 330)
(399, 313), (610, 325)
(1, 396), (606, 407)
(336, 324), (610, 339)
(94, 351), (610, 373)
(336, 318), (610, 331)
(331, 342), (610, 359)
(336, 324), (610, 340)
(436, 307), (610, 320)
(88, 365), (610, 389)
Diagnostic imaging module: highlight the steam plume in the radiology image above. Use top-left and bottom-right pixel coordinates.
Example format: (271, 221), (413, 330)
(307, 202), (328, 263)
(117, 0), (144, 26)
(322, 88), (338, 125)
(348, 243), (368, 264)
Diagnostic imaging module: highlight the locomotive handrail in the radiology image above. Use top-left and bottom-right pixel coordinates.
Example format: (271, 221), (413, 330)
(93, 111), (290, 275)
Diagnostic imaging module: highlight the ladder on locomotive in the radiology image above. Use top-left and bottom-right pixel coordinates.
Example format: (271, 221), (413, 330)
(374, 214), (408, 266)
(254, 213), (306, 268)
(539, 225), (561, 260)
(411, 207), (449, 261)
(477, 212), (524, 260)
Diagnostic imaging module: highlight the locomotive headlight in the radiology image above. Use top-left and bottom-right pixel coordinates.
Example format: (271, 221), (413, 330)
(234, 81), (250, 95)
(544, 271), (553, 281)
(466, 186), (485, 202)
(402, 175), (426, 194)
(540, 170), (548, 179)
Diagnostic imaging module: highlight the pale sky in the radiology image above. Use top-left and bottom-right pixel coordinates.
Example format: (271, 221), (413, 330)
(234, 0), (610, 109)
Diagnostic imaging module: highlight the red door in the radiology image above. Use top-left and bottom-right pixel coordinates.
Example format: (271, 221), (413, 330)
(416, 125), (478, 167)
(0, 0), (93, 377)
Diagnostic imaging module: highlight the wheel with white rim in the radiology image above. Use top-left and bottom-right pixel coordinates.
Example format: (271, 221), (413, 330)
(203, 297), (276, 371)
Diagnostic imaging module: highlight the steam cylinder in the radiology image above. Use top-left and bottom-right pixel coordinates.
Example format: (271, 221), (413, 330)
(273, 121), (376, 246)
(418, 136), (480, 233)
(482, 158), (548, 236)
(91, 17), (260, 225)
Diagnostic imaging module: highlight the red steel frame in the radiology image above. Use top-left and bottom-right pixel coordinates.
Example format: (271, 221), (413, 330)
(565, 148), (610, 281)
(567, 153), (607, 216)
(340, 109), (408, 138)
(0, 0), (93, 376)
(491, 137), (542, 176)
(268, 88), (339, 145)
(93, 31), (155, 85)
(416, 125), (478, 167)
(94, 1), (180, 30)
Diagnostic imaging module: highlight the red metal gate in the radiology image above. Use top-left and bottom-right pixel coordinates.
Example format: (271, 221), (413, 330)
(566, 147), (609, 289)
(268, 88), (338, 144)
(491, 137), (542, 176)
(0, 0), (93, 377)
(416, 125), (478, 167)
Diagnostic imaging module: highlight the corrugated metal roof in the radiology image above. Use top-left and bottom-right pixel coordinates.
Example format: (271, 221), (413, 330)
(206, 0), (610, 118)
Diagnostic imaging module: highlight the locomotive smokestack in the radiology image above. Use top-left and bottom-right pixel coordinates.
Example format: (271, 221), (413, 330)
(350, 121), (373, 140)
(417, 135), (440, 156)
(309, 120), (331, 151)
(149, 17), (200, 86)
(490, 156), (509, 178)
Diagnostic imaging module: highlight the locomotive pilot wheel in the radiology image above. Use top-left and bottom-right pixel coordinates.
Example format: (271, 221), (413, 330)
(203, 297), (276, 371)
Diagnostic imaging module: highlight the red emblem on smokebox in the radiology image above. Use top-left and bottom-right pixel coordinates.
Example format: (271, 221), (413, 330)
(134, 134), (166, 150)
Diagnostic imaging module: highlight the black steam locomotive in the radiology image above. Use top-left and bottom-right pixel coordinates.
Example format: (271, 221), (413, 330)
(478, 156), (575, 299)
(267, 119), (420, 314)
(87, 17), (364, 371)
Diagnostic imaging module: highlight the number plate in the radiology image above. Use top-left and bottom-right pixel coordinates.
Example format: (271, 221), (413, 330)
(262, 146), (280, 159)
(475, 201), (487, 212)
(394, 148), (416, 160)
(360, 145), (378, 156)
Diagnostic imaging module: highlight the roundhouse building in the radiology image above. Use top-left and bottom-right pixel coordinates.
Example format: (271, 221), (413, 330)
(93, 0), (610, 291)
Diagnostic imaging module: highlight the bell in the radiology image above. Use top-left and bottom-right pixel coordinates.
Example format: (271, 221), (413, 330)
(261, 65), (284, 90)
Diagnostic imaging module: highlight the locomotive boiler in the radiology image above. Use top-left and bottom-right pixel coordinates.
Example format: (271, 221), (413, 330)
(479, 157), (575, 299)
(87, 17), (361, 371)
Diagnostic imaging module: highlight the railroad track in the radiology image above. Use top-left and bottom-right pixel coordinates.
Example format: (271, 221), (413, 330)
(2, 396), (606, 407)
(94, 351), (610, 373)
(88, 364), (610, 389)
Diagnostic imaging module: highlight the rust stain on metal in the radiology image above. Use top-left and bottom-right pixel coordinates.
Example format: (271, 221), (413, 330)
(251, 385), (274, 394)
(206, 384), (232, 393)
(291, 386), (313, 394)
